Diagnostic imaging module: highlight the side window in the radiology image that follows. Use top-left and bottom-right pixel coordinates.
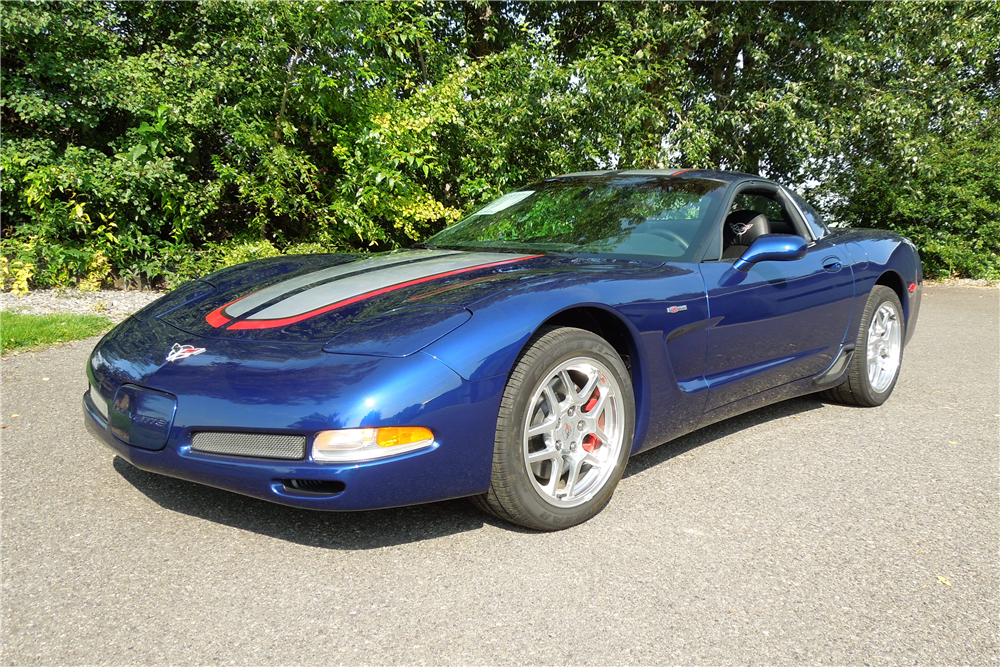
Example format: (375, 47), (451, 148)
(705, 186), (810, 262)
(729, 192), (802, 237)
(789, 192), (830, 239)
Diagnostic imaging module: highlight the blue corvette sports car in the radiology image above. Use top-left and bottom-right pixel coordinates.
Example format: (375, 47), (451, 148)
(84, 170), (922, 530)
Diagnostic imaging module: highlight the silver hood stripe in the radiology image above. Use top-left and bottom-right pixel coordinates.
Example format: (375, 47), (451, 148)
(223, 249), (457, 318)
(248, 252), (533, 321)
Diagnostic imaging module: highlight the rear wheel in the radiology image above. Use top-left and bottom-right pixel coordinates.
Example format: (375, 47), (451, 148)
(472, 327), (634, 530)
(823, 285), (904, 407)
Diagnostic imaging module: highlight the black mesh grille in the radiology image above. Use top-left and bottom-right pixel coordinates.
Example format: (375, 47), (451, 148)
(191, 432), (306, 460)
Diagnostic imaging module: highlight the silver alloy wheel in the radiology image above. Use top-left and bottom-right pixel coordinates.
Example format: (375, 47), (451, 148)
(522, 356), (624, 508)
(866, 301), (902, 393)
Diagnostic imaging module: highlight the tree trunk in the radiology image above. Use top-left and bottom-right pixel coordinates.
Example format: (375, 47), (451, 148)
(465, 1), (496, 59)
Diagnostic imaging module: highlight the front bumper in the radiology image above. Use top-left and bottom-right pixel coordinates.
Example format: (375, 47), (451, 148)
(82, 364), (507, 512)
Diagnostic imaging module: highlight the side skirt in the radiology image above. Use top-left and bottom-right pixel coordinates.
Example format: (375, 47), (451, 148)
(630, 374), (822, 456)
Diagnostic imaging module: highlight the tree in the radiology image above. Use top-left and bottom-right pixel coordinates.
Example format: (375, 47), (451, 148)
(2, 1), (996, 288)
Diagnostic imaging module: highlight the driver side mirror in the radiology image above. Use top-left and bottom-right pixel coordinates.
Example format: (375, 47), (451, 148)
(733, 234), (808, 272)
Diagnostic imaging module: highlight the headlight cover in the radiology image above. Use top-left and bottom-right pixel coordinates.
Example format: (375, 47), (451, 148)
(312, 427), (434, 462)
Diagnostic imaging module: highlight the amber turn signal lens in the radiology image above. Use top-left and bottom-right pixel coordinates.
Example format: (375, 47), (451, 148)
(312, 427), (435, 462)
(376, 426), (434, 448)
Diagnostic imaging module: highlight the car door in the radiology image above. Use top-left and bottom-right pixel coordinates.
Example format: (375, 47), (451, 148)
(698, 183), (855, 413)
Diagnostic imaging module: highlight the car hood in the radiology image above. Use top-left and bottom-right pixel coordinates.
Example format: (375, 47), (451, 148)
(147, 249), (660, 354)
(150, 249), (568, 352)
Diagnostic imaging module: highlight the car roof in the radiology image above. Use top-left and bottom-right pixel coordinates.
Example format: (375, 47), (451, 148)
(545, 169), (764, 184)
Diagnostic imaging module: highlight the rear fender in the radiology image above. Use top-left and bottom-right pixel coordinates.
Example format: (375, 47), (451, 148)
(856, 247), (922, 346)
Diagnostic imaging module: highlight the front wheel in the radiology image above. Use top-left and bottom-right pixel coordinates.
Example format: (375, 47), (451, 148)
(823, 285), (905, 407)
(472, 327), (635, 531)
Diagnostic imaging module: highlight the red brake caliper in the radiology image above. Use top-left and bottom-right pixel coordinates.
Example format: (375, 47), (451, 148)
(582, 388), (602, 453)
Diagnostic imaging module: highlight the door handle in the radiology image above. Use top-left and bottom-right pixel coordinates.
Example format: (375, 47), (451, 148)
(823, 256), (842, 273)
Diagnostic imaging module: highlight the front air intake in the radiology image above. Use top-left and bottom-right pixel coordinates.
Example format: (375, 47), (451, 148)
(191, 432), (306, 460)
(282, 479), (346, 495)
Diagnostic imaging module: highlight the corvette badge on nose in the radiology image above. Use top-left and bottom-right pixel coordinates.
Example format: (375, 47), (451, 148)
(166, 343), (206, 362)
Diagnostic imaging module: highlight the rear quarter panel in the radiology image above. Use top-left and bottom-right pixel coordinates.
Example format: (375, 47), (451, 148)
(831, 229), (923, 345)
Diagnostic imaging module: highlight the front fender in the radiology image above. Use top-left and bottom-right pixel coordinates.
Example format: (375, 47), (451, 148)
(421, 266), (711, 455)
(423, 287), (649, 383)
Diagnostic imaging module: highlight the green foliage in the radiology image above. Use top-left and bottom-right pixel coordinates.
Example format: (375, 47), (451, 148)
(0, 312), (112, 353)
(838, 119), (1000, 279)
(810, 2), (1000, 279)
(2, 1), (997, 285)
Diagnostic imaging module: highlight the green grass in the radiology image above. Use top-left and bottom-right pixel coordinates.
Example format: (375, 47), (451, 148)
(1, 312), (113, 353)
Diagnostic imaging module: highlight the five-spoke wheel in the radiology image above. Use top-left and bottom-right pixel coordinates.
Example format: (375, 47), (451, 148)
(824, 285), (906, 406)
(866, 301), (901, 393)
(523, 357), (625, 508)
(473, 327), (634, 530)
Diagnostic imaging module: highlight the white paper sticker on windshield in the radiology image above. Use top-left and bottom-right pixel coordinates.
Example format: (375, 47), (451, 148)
(470, 191), (535, 216)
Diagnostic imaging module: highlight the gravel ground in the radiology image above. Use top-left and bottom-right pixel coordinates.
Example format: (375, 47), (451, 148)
(0, 289), (163, 324)
(0, 284), (997, 665)
(934, 277), (999, 288)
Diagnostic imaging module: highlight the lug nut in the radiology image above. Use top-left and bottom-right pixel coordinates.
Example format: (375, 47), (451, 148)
(567, 406), (575, 417)
(578, 420), (586, 431)
(570, 442), (577, 451)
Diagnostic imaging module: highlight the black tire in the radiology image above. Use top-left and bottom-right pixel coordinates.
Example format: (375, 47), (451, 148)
(822, 285), (905, 407)
(471, 326), (635, 531)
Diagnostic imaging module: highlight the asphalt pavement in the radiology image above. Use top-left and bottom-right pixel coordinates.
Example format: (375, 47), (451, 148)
(2, 284), (997, 666)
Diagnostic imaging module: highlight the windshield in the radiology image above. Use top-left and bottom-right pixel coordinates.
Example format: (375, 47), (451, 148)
(425, 176), (726, 261)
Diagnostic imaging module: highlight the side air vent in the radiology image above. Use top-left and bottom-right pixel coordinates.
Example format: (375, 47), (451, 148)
(191, 432), (306, 460)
